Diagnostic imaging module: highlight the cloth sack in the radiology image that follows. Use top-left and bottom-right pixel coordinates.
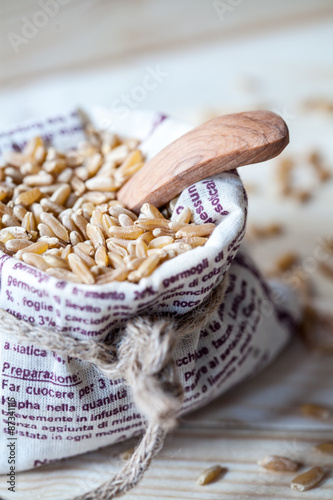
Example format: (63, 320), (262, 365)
(0, 109), (300, 490)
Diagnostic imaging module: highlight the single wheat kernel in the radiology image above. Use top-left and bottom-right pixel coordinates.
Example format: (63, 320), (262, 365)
(147, 248), (167, 256)
(86, 223), (105, 248)
(162, 242), (192, 254)
(95, 246), (108, 267)
(43, 255), (69, 269)
(44, 248), (62, 256)
(148, 236), (174, 249)
(15, 187), (41, 206)
(197, 465), (226, 485)
(135, 217), (170, 230)
(176, 223), (216, 238)
(24, 173), (54, 186)
(61, 215), (77, 233)
(87, 153), (103, 176)
(118, 149), (143, 172)
(76, 242), (95, 256)
(73, 246), (96, 268)
(135, 254), (160, 278)
(258, 455), (300, 472)
(90, 209), (104, 227)
(22, 212), (36, 232)
(176, 207), (192, 224)
(136, 239), (148, 258)
(118, 213), (135, 228)
(274, 252), (298, 272)
(179, 237), (208, 247)
(22, 253), (49, 271)
(291, 467), (325, 491)
(300, 403), (331, 420)
(314, 443), (333, 455)
(43, 159), (67, 175)
(68, 253), (95, 284)
(104, 144), (129, 164)
(70, 175), (85, 196)
(35, 226), (51, 241)
(61, 245), (72, 260)
(140, 203), (166, 220)
(2, 214), (20, 227)
(70, 231), (84, 246)
(50, 184), (70, 206)
(85, 177), (117, 192)
(82, 202), (95, 218)
(108, 252), (126, 269)
(108, 226), (144, 240)
(152, 228), (175, 238)
(34, 144), (47, 164)
(20, 241), (48, 254)
(40, 212), (69, 242)
(72, 213), (88, 239)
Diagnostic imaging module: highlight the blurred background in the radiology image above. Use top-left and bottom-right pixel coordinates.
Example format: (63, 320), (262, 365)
(1, 1), (333, 498)
(1, 0), (332, 123)
(1, 0), (332, 309)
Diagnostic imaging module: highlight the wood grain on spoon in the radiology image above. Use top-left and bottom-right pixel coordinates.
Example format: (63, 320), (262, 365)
(117, 110), (289, 212)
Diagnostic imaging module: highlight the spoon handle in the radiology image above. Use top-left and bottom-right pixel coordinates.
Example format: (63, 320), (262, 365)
(117, 110), (289, 212)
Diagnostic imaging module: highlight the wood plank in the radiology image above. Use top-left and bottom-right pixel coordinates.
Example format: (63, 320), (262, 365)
(0, 427), (332, 499)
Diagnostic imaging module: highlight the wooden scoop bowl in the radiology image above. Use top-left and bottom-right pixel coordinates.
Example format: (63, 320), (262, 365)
(117, 110), (289, 212)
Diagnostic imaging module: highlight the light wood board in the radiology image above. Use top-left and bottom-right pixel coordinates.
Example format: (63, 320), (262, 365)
(1, 2), (333, 499)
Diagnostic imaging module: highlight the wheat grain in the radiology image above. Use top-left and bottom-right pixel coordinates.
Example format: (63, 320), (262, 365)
(197, 465), (226, 485)
(43, 255), (69, 269)
(22, 253), (49, 271)
(314, 443), (333, 455)
(68, 253), (95, 284)
(291, 467), (325, 492)
(15, 187), (41, 206)
(40, 212), (70, 242)
(0, 133), (213, 283)
(258, 455), (300, 472)
(300, 403), (331, 420)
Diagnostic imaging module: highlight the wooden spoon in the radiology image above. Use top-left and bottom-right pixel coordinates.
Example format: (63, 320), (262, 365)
(117, 110), (289, 212)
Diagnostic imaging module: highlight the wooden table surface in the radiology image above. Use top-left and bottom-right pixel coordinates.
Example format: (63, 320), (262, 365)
(0, 1), (333, 499)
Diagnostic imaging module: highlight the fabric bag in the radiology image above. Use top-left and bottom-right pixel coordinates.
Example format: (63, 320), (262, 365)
(0, 108), (301, 498)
